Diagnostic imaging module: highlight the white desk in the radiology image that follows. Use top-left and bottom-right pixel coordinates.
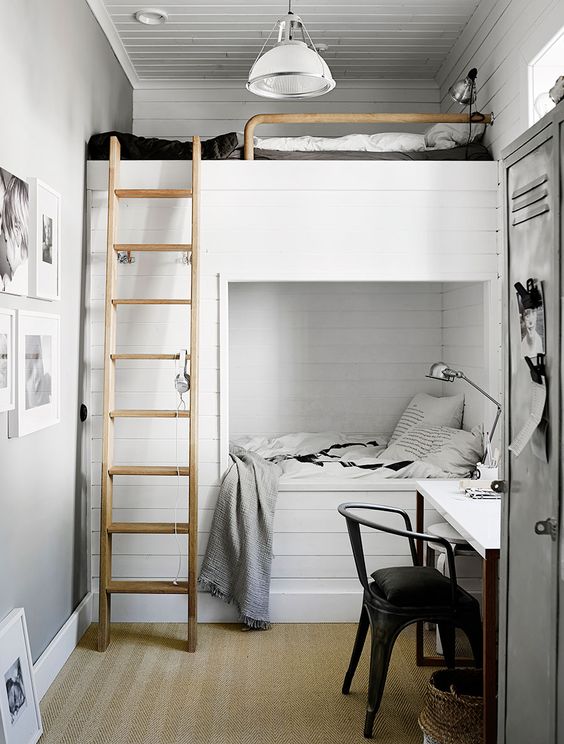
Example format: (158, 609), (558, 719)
(415, 480), (501, 744)
(416, 480), (501, 559)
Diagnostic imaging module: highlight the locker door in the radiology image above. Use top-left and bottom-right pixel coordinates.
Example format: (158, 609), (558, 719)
(501, 126), (560, 744)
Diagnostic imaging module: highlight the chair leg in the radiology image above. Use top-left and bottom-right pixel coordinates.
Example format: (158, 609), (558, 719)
(460, 614), (483, 668)
(364, 614), (402, 739)
(343, 604), (369, 694)
(437, 622), (456, 668)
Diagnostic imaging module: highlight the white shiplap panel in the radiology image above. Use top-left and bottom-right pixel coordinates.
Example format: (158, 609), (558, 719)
(437, 0), (564, 158)
(96, 1), (479, 82)
(131, 79), (441, 138)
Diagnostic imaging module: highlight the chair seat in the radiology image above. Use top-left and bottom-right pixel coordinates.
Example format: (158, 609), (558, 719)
(370, 566), (475, 608)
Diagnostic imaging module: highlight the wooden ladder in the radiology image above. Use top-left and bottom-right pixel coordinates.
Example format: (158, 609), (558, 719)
(98, 136), (200, 652)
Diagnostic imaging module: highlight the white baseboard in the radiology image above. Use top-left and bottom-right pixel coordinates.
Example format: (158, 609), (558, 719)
(91, 590), (363, 624)
(33, 593), (93, 700)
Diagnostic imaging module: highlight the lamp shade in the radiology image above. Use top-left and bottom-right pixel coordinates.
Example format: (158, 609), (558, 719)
(426, 362), (457, 382)
(247, 12), (335, 100)
(449, 68), (478, 106)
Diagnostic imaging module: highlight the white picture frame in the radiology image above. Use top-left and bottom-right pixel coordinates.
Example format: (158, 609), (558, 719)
(0, 609), (42, 744)
(0, 167), (29, 297)
(0, 308), (15, 413)
(9, 310), (60, 438)
(28, 179), (61, 301)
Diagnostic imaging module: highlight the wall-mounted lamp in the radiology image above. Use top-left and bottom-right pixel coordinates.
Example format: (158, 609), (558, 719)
(449, 68), (478, 106)
(426, 362), (502, 441)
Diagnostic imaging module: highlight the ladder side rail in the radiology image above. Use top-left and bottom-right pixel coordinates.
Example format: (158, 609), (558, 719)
(188, 136), (201, 652)
(98, 136), (121, 651)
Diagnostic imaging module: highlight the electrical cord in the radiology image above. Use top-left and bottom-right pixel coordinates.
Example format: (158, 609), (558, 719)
(172, 391), (186, 585)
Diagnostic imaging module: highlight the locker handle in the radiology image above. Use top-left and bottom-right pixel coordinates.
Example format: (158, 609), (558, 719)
(534, 518), (558, 541)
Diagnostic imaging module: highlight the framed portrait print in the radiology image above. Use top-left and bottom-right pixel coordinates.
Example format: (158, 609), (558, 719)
(9, 311), (60, 438)
(0, 609), (42, 744)
(0, 168), (29, 297)
(0, 308), (15, 413)
(28, 179), (60, 301)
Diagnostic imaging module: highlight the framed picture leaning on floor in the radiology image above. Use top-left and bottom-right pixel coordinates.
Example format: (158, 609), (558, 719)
(0, 609), (42, 744)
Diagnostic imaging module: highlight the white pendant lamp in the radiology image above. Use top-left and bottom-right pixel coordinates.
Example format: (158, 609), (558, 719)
(247, 2), (336, 100)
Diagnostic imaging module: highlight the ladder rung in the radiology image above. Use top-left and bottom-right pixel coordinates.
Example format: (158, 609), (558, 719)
(109, 466), (190, 476)
(107, 580), (189, 595)
(108, 522), (189, 534)
(114, 243), (192, 253)
(110, 409), (190, 419)
(110, 353), (186, 360)
(112, 299), (191, 305)
(115, 189), (192, 199)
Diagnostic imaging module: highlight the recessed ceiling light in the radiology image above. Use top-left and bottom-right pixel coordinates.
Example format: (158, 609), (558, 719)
(134, 8), (168, 25)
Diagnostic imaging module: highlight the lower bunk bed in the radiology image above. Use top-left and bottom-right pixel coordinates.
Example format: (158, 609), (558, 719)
(200, 413), (485, 624)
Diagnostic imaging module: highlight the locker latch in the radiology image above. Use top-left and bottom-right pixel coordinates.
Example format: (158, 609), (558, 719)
(534, 518), (558, 541)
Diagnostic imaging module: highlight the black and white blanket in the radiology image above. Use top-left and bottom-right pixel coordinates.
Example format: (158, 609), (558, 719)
(232, 432), (451, 481)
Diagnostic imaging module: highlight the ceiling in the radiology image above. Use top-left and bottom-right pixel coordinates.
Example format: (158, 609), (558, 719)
(94, 0), (480, 84)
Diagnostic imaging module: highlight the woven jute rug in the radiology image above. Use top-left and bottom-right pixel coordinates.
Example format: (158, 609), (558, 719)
(40, 623), (435, 744)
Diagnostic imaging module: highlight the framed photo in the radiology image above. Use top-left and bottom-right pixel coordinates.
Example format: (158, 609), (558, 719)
(0, 168), (29, 297)
(0, 309), (15, 413)
(9, 311), (60, 438)
(0, 609), (42, 744)
(28, 179), (60, 301)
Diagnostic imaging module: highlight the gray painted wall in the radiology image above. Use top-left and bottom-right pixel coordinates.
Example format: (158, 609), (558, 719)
(0, 0), (132, 660)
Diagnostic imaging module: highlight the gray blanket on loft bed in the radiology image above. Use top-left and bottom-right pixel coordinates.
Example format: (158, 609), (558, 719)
(234, 142), (492, 161)
(198, 445), (281, 630)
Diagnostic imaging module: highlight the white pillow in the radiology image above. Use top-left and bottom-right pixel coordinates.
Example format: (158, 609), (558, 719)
(389, 393), (464, 444)
(424, 122), (486, 150)
(381, 424), (483, 477)
(252, 132), (426, 153)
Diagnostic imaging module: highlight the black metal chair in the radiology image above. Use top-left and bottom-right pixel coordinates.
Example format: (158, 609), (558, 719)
(338, 502), (482, 739)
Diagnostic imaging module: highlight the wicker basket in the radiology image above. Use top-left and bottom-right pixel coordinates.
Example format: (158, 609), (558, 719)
(418, 669), (483, 744)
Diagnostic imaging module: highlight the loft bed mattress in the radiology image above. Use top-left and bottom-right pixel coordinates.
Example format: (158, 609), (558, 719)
(88, 132), (492, 162)
(232, 143), (492, 161)
(233, 432), (463, 483)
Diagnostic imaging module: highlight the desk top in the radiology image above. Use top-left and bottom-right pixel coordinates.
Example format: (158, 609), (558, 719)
(416, 480), (501, 559)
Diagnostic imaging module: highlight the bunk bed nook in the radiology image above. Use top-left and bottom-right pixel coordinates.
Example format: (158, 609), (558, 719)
(86, 113), (500, 624)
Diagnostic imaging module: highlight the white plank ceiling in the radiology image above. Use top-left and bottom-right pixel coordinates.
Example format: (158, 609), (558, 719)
(97, 0), (480, 83)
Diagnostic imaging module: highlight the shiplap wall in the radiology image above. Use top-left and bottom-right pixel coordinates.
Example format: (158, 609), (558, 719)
(132, 79), (440, 139)
(442, 282), (487, 432)
(87, 158), (498, 622)
(229, 281), (487, 439)
(437, 0), (564, 158)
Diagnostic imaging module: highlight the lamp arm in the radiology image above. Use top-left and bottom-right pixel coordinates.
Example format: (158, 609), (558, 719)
(459, 373), (502, 441)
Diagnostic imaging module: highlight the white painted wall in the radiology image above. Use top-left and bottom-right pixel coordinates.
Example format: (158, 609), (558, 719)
(0, 0), (132, 661)
(228, 281), (488, 439)
(437, 0), (564, 158)
(133, 79), (440, 139)
(87, 158), (498, 622)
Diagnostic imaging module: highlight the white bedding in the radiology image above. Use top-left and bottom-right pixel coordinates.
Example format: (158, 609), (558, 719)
(231, 432), (454, 482)
(238, 132), (427, 153)
(237, 122), (487, 154)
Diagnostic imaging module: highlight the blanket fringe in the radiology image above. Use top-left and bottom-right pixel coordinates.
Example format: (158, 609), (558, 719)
(198, 578), (272, 630)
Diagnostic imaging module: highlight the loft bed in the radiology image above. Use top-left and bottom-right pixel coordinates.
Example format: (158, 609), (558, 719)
(85, 114), (500, 622)
(88, 112), (494, 164)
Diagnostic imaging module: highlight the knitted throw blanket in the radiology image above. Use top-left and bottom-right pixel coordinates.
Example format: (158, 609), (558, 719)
(198, 446), (281, 629)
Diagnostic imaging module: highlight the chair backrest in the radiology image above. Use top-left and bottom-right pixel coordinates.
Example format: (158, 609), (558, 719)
(338, 502), (459, 604)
